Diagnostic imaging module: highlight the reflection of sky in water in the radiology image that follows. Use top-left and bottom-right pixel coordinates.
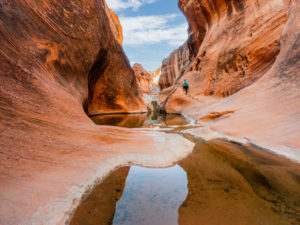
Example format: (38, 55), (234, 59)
(113, 165), (188, 225)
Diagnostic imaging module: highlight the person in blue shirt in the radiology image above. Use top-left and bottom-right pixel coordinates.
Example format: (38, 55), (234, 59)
(183, 79), (189, 95)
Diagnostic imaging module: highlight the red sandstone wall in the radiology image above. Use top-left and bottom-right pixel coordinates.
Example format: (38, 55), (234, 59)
(159, 42), (190, 89)
(179, 0), (289, 96)
(160, 0), (289, 102)
(0, 1), (151, 224)
(160, 0), (300, 149)
(133, 63), (154, 94)
(0, 1), (144, 221)
(108, 9), (123, 46)
(160, 0), (290, 106)
(0, 0), (144, 117)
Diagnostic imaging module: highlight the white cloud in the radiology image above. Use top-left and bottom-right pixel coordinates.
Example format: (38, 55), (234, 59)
(106, 0), (157, 11)
(119, 14), (188, 46)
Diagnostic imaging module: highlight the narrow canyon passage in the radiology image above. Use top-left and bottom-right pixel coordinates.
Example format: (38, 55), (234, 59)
(0, 0), (299, 224)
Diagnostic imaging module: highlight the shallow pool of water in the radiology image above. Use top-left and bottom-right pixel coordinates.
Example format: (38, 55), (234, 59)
(113, 165), (187, 225)
(70, 141), (300, 225)
(90, 113), (188, 128)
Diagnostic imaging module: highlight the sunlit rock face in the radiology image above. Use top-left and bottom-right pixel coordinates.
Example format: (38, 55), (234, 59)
(86, 6), (144, 115)
(2, 0), (143, 116)
(149, 66), (161, 81)
(159, 42), (190, 89)
(108, 9), (123, 46)
(160, 0), (300, 149)
(86, 4), (146, 115)
(168, 0), (289, 97)
(133, 63), (153, 94)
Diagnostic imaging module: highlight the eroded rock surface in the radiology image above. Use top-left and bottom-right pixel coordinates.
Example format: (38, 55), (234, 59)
(166, 0), (289, 97)
(108, 9), (123, 46)
(0, 1), (193, 225)
(133, 63), (153, 94)
(159, 42), (190, 89)
(86, 4), (146, 115)
(160, 0), (300, 150)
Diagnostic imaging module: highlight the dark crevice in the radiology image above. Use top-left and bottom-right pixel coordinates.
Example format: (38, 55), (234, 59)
(87, 49), (109, 103)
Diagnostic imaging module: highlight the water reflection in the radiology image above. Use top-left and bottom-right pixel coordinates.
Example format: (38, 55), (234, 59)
(70, 141), (300, 225)
(113, 165), (187, 225)
(70, 167), (130, 225)
(70, 165), (187, 225)
(177, 141), (300, 225)
(90, 113), (188, 128)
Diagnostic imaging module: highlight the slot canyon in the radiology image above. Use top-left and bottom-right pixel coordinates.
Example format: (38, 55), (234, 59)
(0, 0), (299, 225)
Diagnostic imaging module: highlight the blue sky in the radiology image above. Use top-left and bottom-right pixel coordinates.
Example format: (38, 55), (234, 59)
(106, 0), (188, 71)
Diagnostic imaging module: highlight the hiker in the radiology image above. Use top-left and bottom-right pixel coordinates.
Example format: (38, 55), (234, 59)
(183, 79), (189, 95)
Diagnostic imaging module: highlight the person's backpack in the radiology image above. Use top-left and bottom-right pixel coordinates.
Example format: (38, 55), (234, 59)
(183, 81), (189, 88)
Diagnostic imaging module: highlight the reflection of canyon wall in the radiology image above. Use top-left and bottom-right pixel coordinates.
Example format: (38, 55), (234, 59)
(178, 141), (300, 225)
(133, 63), (153, 94)
(70, 167), (130, 225)
(160, 0), (300, 149)
(91, 114), (147, 128)
(159, 42), (190, 89)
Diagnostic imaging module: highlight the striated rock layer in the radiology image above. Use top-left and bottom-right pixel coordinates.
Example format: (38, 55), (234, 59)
(159, 41), (190, 89)
(162, 0), (289, 96)
(1, 0), (144, 116)
(0, 1), (193, 225)
(133, 63), (153, 94)
(160, 0), (300, 151)
(180, 0), (290, 96)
